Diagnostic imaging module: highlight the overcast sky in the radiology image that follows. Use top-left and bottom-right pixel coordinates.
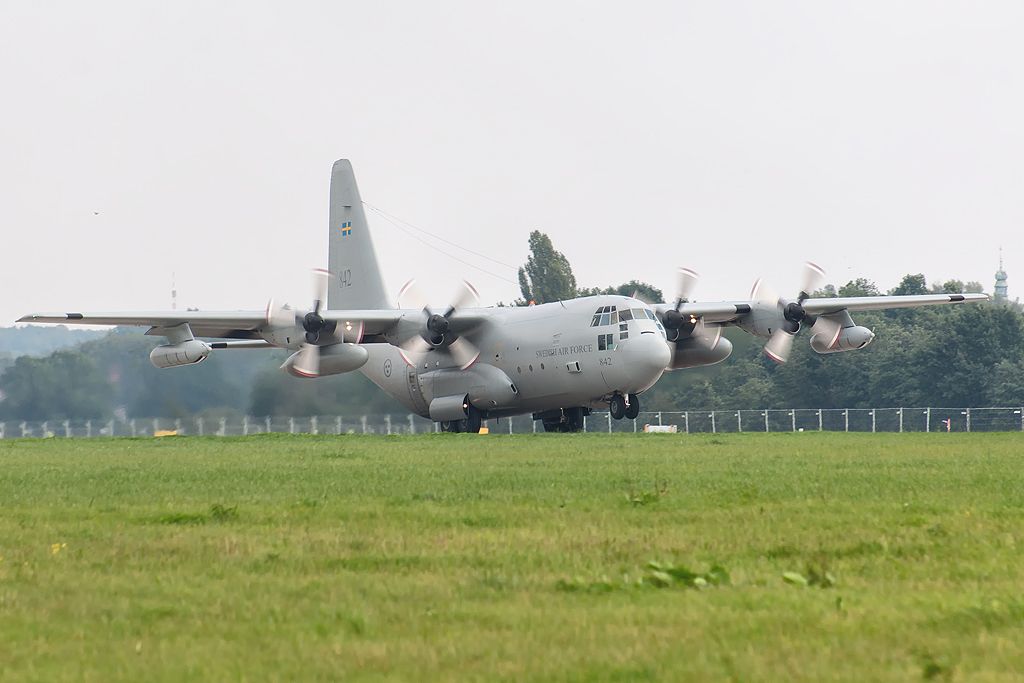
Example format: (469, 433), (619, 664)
(2, 1), (1021, 324)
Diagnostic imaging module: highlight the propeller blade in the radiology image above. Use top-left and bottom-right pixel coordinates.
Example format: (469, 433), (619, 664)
(698, 321), (722, 350)
(764, 328), (795, 364)
(311, 268), (331, 315)
(265, 298), (295, 328)
(292, 343), (320, 377)
(447, 280), (480, 314)
(397, 279), (429, 312)
(750, 278), (782, 307)
(399, 334), (431, 367)
(799, 261), (826, 300)
(675, 267), (700, 306)
(447, 336), (480, 370)
(808, 314), (843, 350)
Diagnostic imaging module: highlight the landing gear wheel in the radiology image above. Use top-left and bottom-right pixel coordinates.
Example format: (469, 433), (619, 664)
(441, 420), (462, 433)
(465, 405), (483, 433)
(625, 394), (640, 420)
(609, 394), (627, 420)
(542, 420), (562, 433)
(565, 407), (585, 432)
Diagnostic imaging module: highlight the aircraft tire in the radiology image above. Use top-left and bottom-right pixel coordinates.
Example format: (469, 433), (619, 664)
(609, 394), (626, 420)
(465, 405), (483, 433)
(565, 407), (585, 432)
(625, 394), (640, 420)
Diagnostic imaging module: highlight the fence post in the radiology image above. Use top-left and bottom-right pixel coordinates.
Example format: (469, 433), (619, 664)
(532, 419), (537, 434)
(196, 417), (204, 436)
(86, 420), (92, 438)
(710, 411), (716, 433)
(898, 408), (903, 433)
(633, 416), (638, 432)
(311, 416), (318, 435)
(175, 418), (182, 435)
(657, 412), (663, 426)
(683, 411), (689, 434)
(152, 418), (159, 435)
(242, 416), (249, 436)
(20, 422), (27, 438)
(607, 412), (612, 433)
(336, 416), (342, 435)
(966, 408), (971, 433)
(1020, 408), (1023, 432)
(926, 408), (931, 433)
(219, 418), (227, 437)
(790, 410), (796, 432)
(871, 409), (876, 433)
(385, 415), (392, 435)
(289, 417), (295, 434)
(817, 409), (823, 432)
(0, 422), (4, 439)
(265, 416), (271, 433)
(509, 418), (513, 435)
(764, 410), (769, 433)
(737, 411), (742, 433)
(843, 409), (849, 433)
(64, 420), (70, 438)
(361, 416), (367, 434)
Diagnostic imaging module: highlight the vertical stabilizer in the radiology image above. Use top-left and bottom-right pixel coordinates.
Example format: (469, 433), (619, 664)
(327, 160), (392, 310)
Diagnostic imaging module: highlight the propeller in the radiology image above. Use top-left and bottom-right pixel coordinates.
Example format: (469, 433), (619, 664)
(397, 279), (481, 370)
(661, 267), (720, 345)
(755, 261), (841, 364)
(291, 269), (336, 377)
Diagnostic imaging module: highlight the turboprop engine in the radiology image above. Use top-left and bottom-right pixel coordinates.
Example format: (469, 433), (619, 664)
(670, 335), (733, 370)
(809, 325), (875, 354)
(150, 340), (211, 369)
(281, 343), (368, 378)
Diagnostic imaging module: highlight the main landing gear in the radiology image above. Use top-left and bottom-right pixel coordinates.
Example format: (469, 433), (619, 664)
(609, 393), (640, 421)
(439, 404), (483, 433)
(537, 407), (589, 433)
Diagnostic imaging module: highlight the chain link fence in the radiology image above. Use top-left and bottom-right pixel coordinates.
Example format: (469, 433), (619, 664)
(2, 407), (1024, 438)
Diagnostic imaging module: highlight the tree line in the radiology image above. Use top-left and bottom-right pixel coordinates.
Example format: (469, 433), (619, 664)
(1, 231), (1020, 421)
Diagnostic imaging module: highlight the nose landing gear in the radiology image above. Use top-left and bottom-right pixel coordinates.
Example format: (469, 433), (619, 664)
(609, 393), (640, 420)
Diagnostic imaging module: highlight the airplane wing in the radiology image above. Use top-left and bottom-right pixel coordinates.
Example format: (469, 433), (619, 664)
(800, 293), (989, 315)
(666, 292), (988, 324)
(16, 311), (272, 339)
(17, 308), (493, 340)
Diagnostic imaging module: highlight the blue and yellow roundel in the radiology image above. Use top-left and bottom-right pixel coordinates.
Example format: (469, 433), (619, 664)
(339, 221), (352, 237)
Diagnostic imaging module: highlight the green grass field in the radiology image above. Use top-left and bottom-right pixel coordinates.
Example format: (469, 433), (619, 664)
(2, 433), (1023, 682)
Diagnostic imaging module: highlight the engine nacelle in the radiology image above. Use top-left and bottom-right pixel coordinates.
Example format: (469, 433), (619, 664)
(150, 340), (212, 369)
(669, 336), (733, 370)
(281, 343), (368, 378)
(810, 325), (875, 354)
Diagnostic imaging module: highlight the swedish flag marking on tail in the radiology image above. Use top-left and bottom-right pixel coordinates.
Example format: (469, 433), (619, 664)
(340, 221), (353, 237)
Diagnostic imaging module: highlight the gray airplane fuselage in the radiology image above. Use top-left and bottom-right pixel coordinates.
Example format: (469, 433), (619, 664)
(361, 295), (671, 419)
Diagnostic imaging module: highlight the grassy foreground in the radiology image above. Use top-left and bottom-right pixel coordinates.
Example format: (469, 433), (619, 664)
(1, 433), (1023, 682)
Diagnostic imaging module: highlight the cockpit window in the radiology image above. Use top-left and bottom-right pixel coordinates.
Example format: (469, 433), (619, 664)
(590, 305), (619, 327)
(618, 309), (633, 322)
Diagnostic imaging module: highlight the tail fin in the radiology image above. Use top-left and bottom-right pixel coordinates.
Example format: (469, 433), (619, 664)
(327, 160), (392, 310)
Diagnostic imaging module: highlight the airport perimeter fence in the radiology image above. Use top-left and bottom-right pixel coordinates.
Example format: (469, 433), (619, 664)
(2, 407), (1024, 439)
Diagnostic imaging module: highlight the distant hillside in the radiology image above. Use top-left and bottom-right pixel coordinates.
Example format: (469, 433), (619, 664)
(0, 325), (109, 357)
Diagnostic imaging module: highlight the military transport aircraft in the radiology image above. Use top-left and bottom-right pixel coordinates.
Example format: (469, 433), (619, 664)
(19, 160), (988, 432)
